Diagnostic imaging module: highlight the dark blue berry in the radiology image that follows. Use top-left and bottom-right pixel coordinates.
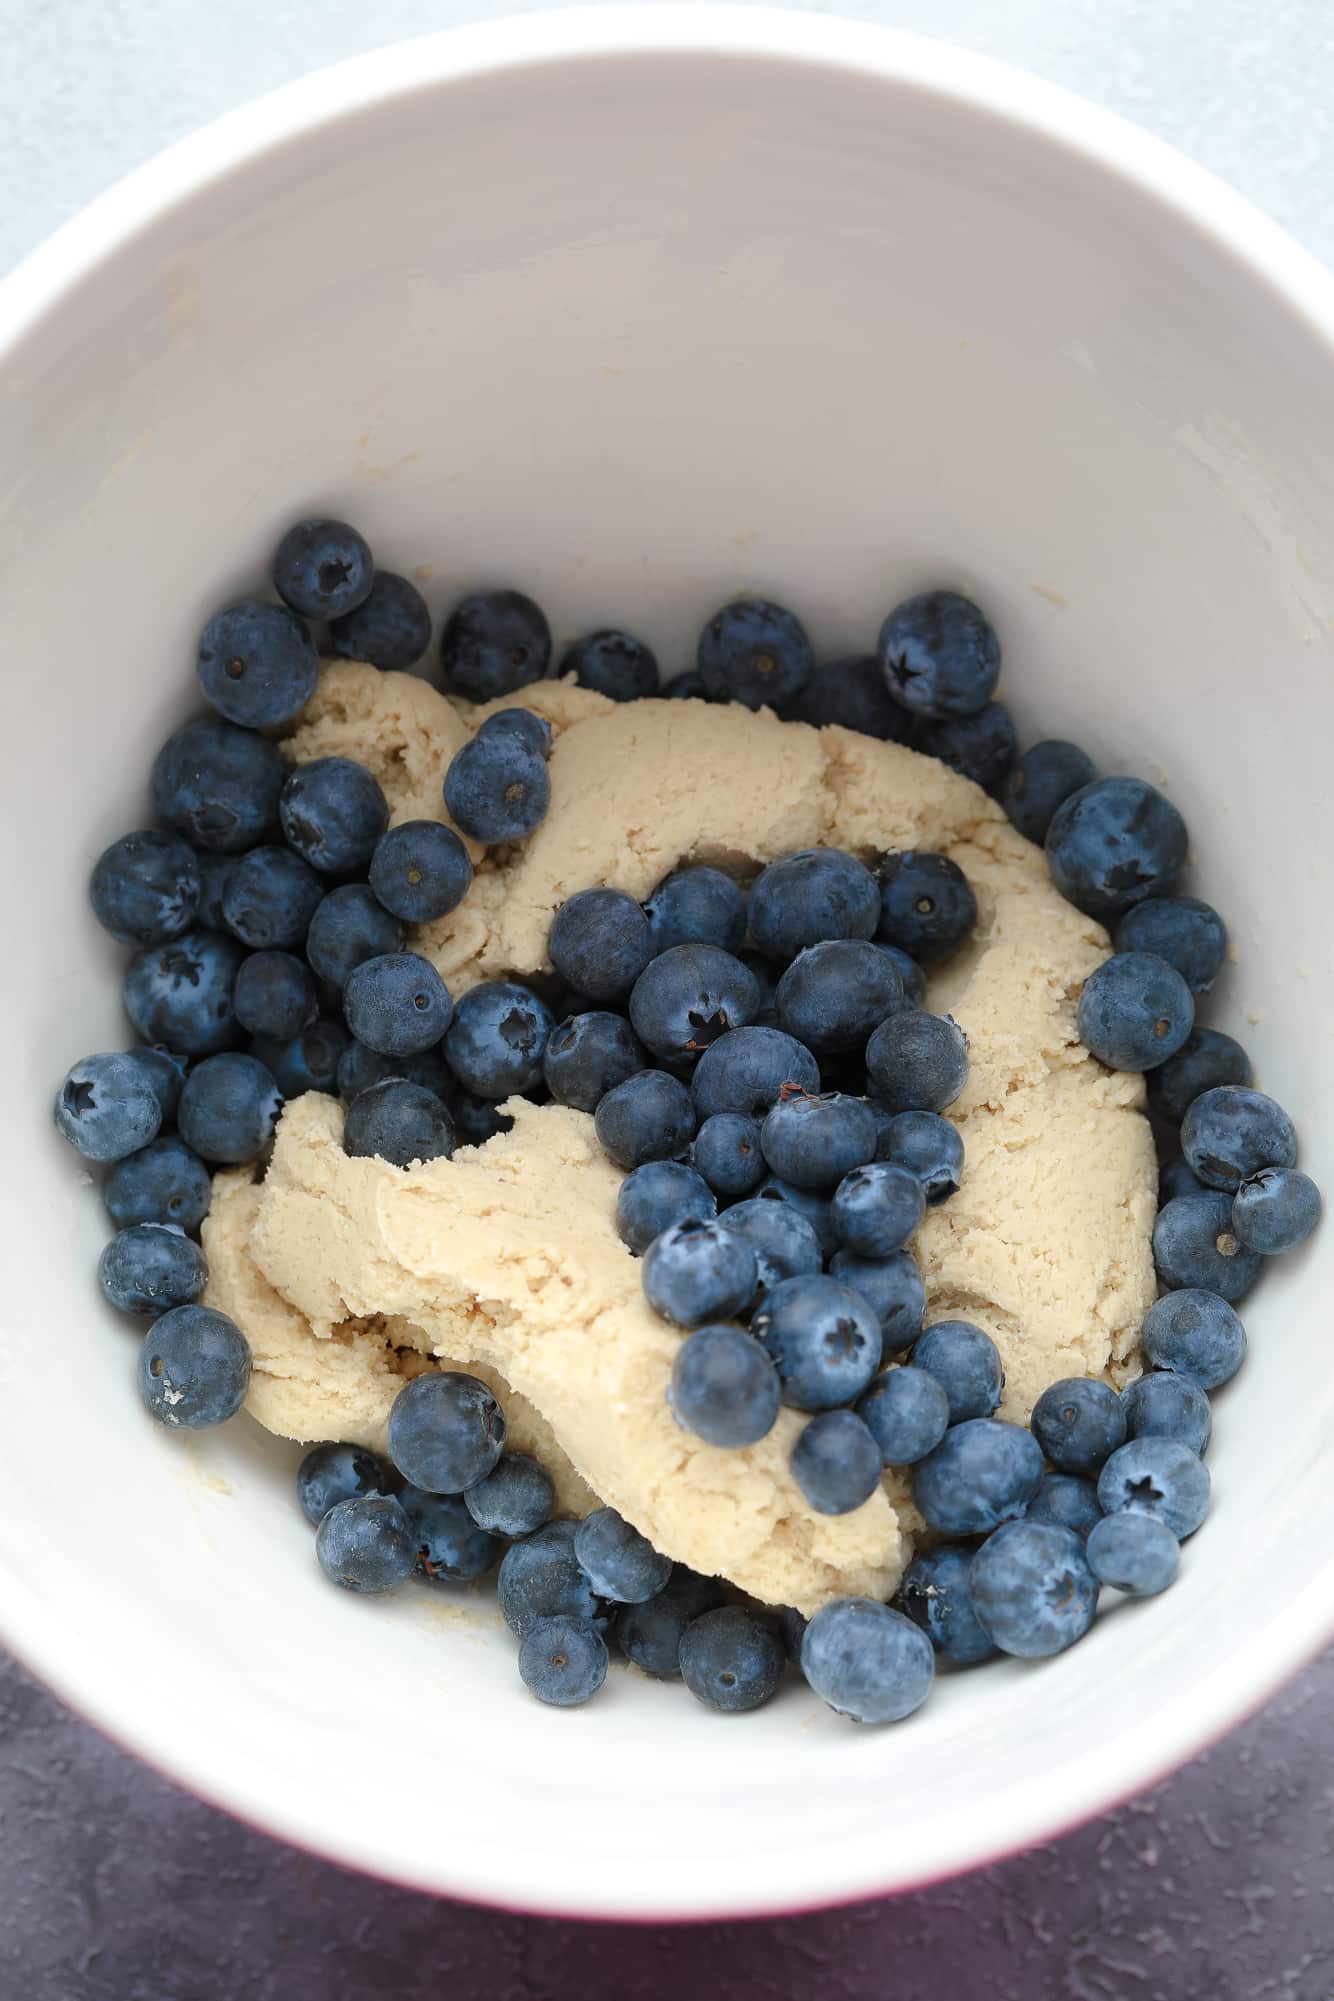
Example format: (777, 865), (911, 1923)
(690, 1026), (820, 1120)
(152, 717), (286, 854)
(594, 1068), (696, 1169)
(877, 852), (977, 963)
(1086, 1511), (1179, 1595)
(911, 1319), (1003, 1422)
(343, 952), (453, 1056)
(104, 1135), (211, 1232)
(760, 1091), (877, 1189)
(791, 1409), (883, 1513)
(755, 1175), (837, 1257)
(549, 889), (652, 1002)
(138, 1304), (250, 1428)
(280, 758), (389, 876)
(969, 1521), (1098, 1657)
(368, 820), (472, 924)
(1232, 1166), (1321, 1254)
(1027, 1472), (1103, 1541)
(519, 1616), (608, 1707)
(1078, 951), (1194, 1071)
(91, 830), (200, 947)
(1121, 1371), (1212, 1455)
(679, 1605), (785, 1711)
(663, 670), (708, 700)
(917, 702), (1017, 794)
(574, 1508), (672, 1603)
(785, 655), (912, 740)
(563, 628), (658, 701)
(55, 1052), (162, 1161)
(124, 932), (245, 1056)
(1159, 1156), (1206, 1205)
(344, 1079), (455, 1167)
(778, 1607), (808, 1662)
(387, 1371), (506, 1493)
(1045, 777), (1188, 920)
(178, 1051), (281, 1164)
(775, 939), (904, 1054)
(616, 1160), (716, 1254)
(643, 1218), (757, 1326)
(1097, 1437), (1210, 1538)
(697, 598), (813, 711)
(1182, 1085), (1298, 1191)
(193, 850), (234, 930)
(297, 1442), (396, 1525)
(1141, 1289), (1246, 1390)
(1003, 739), (1097, 845)
(444, 732), (550, 843)
(197, 600), (319, 728)
(748, 848), (879, 961)
(1031, 1376), (1127, 1474)
(1115, 896), (1226, 995)
(99, 1223), (208, 1316)
(497, 1519), (602, 1636)
(718, 1198), (822, 1295)
(316, 1495), (415, 1593)
(751, 1273), (880, 1410)
(828, 1249), (926, 1357)
(330, 571), (430, 669)
(273, 517), (374, 620)
(477, 708), (553, 759)
(445, 980), (553, 1098)
(400, 1485), (502, 1582)
(692, 1112), (765, 1199)
(128, 1045), (190, 1124)
(911, 1418), (1043, 1535)
(248, 1018), (350, 1097)
(802, 1597), (935, 1720)
(669, 1323), (782, 1446)
(856, 1366), (950, 1464)
(336, 1039), (449, 1103)
(865, 1010), (968, 1113)
(233, 950), (318, 1040)
(464, 1454), (554, 1538)
(645, 868), (746, 956)
(899, 1546), (996, 1664)
(440, 589), (551, 702)
(629, 945), (760, 1065)
(831, 1162), (924, 1257)
(876, 945), (927, 1008)
(877, 1110), (963, 1204)
(1148, 1029), (1253, 1127)
(879, 590), (999, 720)
(613, 1568), (724, 1677)
(305, 883), (404, 989)
(543, 1011), (645, 1112)
(1152, 1191), (1262, 1300)
(221, 845), (323, 951)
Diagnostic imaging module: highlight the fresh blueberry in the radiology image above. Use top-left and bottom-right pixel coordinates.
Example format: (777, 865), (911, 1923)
(519, 1616), (608, 1707)
(90, 830), (201, 948)
(443, 731), (550, 843)
(912, 1419), (1043, 1535)
(643, 1217), (758, 1326)
(1148, 1029), (1253, 1127)
(616, 1160), (716, 1254)
(856, 1366), (950, 1464)
(784, 655), (912, 740)
(152, 717), (287, 854)
(1121, 1371), (1212, 1455)
(879, 589), (1000, 720)
(193, 850), (235, 931)
(1097, 1436), (1210, 1538)
(1114, 896), (1226, 995)
(98, 1223), (208, 1316)
(594, 1068), (696, 1169)
(305, 884), (405, 988)
(128, 1045), (190, 1125)
(802, 1597), (935, 1720)
(1182, 1085), (1298, 1192)
(777, 1606), (809, 1663)
(1027, 1473), (1103, 1541)
(1141, 1289), (1246, 1390)
(138, 1304), (251, 1428)
(740, 951), (781, 1024)
(344, 1079), (456, 1168)
(679, 1605), (785, 1711)
(177, 1051), (281, 1164)
(220, 845), (324, 952)
(613, 1567), (725, 1677)
(497, 1519), (602, 1636)
(549, 889), (652, 1003)
(790, 1409), (883, 1514)
(831, 1162), (925, 1258)
(563, 628), (658, 701)
(717, 1199), (822, 1295)
(911, 1320), (1003, 1423)
(668, 1323), (782, 1446)
(387, 1371), (506, 1493)
(876, 945), (927, 1009)
(1078, 951), (1194, 1070)
(1031, 1376), (1127, 1474)
(273, 516), (374, 620)
(1232, 1166), (1321, 1255)
(463, 1454), (554, 1539)
(445, 980), (553, 1098)
(103, 1135), (211, 1232)
(574, 1508), (672, 1603)
(775, 940), (904, 1054)
(748, 848), (879, 961)
(750, 1274), (880, 1409)
(664, 670), (708, 700)
(865, 1010), (968, 1114)
(440, 589), (551, 702)
(899, 1546), (996, 1665)
(280, 758), (389, 876)
(197, 599), (320, 729)
(877, 853), (977, 963)
(644, 868), (746, 956)
(1153, 1191), (1262, 1300)
(233, 950), (318, 1041)
(368, 820), (473, 924)
(1045, 776), (1188, 920)
(297, 1442), (396, 1525)
(54, 1052), (162, 1162)
(755, 1175), (837, 1257)
(124, 932), (246, 1056)
(543, 1011), (645, 1113)
(877, 1111), (963, 1205)
(248, 1018), (351, 1097)
(1086, 1511), (1180, 1596)
(968, 1520), (1099, 1657)
(399, 1485), (502, 1582)
(696, 598), (813, 711)
(917, 703), (1017, 794)
(329, 571), (431, 670)
(476, 708), (553, 759)
(343, 952), (453, 1056)
(337, 1038), (450, 1104)
(692, 1112), (766, 1199)
(828, 1249), (926, 1358)
(1159, 1156), (1206, 1205)
(629, 945), (761, 1066)
(760, 1091), (878, 1190)
(315, 1494), (416, 1594)
(690, 1026), (821, 1120)
(1003, 740), (1097, 845)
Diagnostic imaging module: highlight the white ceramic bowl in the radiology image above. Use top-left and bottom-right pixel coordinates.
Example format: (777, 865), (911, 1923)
(4, 5), (1334, 1922)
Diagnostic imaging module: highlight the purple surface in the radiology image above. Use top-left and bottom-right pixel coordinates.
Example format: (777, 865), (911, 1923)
(2, 1643), (1331, 1997)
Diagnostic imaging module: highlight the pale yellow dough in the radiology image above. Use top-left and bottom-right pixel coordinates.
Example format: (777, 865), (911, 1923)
(204, 664), (1157, 1614)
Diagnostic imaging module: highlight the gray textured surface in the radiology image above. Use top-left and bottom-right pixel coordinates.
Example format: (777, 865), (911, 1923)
(4, 0), (1334, 1988)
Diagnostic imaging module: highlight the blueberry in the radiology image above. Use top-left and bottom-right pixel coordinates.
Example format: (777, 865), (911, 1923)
(297, 1442), (396, 1525)
(644, 867), (746, 956)
(968, 1521), (1099, 1657)
(124, 932), (246, 1056)
(616, 1161), (716, 1254)
(138, 1304), (251, 1428)
(775, 939), (905, 1054)
(543, 1011), (645, 1113)
(778, 1607), (809, 1663)
(1003, 739), (1097, 845)
(876, 945), (927, 1009)
(273, 516), (374, 619)
(802, 1597), (935, 1721)
(594, 1068), (696, 1169)
(498, 1519), (602, 1636)
(690, 1026), (820, 1120)
(749, 1274), (880, 1409)
(196, 599), (320, 728)
(865, 1011), (969, 1114)
(760, 1091), (878, 1190)
(316, 1494), (416, 1594)
(344, 1079), (456, 1167)
(1182, 1085), (1298, 1192)
(643, 1217), (757, 1326)
(741, 950), (782, 1024)
(717, 1199), (823, 1295)
(669, 1324), (782, 1446)
(755, 1175), (837, 1257)
(445, 980), (553, 1098)
(574, 1508), (672, 1603)
(613, 1567), (725, 1677)
(519, 1616), (608, 1707)
(1078, 951), (1194, 1071)
(54, 1052), (162, 1161)
(1097, 1437), (1210, 1539)
(916, 702), (1017, 794)
(664, 670), (707, 699)
(1121, 1371), (1212, 1455)
(440, 589), (551, 702)
(221, 845), (324, 952)
(1233, 1166), (1321, 1255)
(306, 884), (404, 989)
(152, 717), (286, 854)
(877, 853), (977, 963)
(400, 1484), (502, 1582)
(1114, 896), (1226, 996)
(629, 945), (761, 1066)
(1086, 1511), (1180, 1596)
(1031, 1376), (1127, 1474)
(248, 1018), (351, 1097)
(177, 1051), (281, 1164)
(464, 1454), (554, 1539)
(1141, 1289), (1246, 1390)
(790, 1409), (883, 1513)
(563, 628), (658, 701)
(104, 1135), (212, 1232)
(367, 820), (472, 924)
(696, 598), (813, 711)
(1148, 1029), (1253, 1127)
(337, 1039), (449, 1104)
(912, 1419), (1043, 1535)
(679, 1605), (785, 1711)
(98, 1223), (208, 1316)
(1045, 776), (1188, 920)
(828, 1249), (926, 1357)
(90, 830), (201, 948)
(856, 1366), (950, 1464)
(387, 1371), (506, 1493)
(879, 590), (1000, 720)
(911, 1320), (1003, 1423)
(120, 1047), (184, 1127)
(193, 850), (235, 931)
(280, 758), (389, 876)
(233, 950), (318, 1041)
(1027, 1473), (1103, 1541)
(330, 571), (431, 670)
(831, 1162), (925, 1258)
(784, 654), (912, 740)
(452, 1093), (514, 1147)
(1153, 1191), (1262, 1300)
(748, 849), (879, 961)
(878, 1110), (963, 1204)
(692, 1112), (765, 1200)
(477, 708), (553, 759)
(1159, 1156), (1206, 1205)
(443, 731), (550, 844)
(549, 889), (653, 1002)
(899, 1546), (996, 1665)
(343, 952), (453, 1057)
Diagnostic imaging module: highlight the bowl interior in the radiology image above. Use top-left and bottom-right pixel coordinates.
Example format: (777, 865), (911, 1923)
(3, 13), (1334, 1918)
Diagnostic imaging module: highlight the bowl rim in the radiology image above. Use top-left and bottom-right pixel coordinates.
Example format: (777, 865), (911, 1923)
(5, 4), (1334, 1923)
